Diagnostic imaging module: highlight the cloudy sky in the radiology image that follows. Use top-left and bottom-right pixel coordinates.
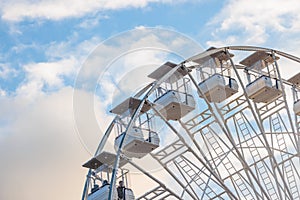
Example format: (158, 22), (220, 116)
(1, 0), (300, 199)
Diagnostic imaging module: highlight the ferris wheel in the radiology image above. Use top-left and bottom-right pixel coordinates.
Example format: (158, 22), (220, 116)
(81, 46), (300, 200)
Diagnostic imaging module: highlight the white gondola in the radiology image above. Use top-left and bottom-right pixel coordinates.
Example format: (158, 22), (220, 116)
(82, 151), (128, 171)
(114, 128), (159, 159)
(198, 73), (239, 103)
(148, 61), (188, 84)
(245, 75), (282, 103)
(288, 72), (300, 86)
(110, 97), (151, 116)
(154, 90), (196, 121)
(240, 51), (279, 70)
(82, 151), (134, 200)
(87, 184), (135, 200)
(123, 189), (135, 200)
(294, 100), (300, 116)
(87, 185), (118, 200)
(289, 73), (300, 116)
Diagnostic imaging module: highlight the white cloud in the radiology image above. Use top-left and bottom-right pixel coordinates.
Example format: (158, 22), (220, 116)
(0, 87), (98, 200)
(204, 0), (300, 86)
(45, 35), (102, 60)
(206, 0), (300, 46)
(0, 63), (17, 79)
(15, 36), (102, 98)
(0, 88), (6, 96)
(25, 59), (76, 86)
(0, 0), (188, 22)
(11, 42), (39, 53)
(77, 14), (109, 29)
(16, 57), (78, 97)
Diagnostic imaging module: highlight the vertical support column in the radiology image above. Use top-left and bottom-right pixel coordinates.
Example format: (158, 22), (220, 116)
(109, 99), (146, 200)
(272, 51), (299, 154)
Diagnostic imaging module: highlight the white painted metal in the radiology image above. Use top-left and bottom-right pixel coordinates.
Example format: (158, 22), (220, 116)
(81, 46), (300, 200)
(154, 90), (196, 120)
(294, 100), (300, 115)
(245, 76), (282, 103)
(87, 185), (118, 200)
(114, 129), (159, 158)
(198, 73), (238, 103)
(87, 185), (134, 200)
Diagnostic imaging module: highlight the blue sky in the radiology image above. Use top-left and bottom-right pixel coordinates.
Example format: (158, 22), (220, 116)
(1, 0), (300, 199)
(1, 1), (211, 93)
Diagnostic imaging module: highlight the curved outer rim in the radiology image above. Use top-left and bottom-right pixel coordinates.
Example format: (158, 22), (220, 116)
(187, 46), (300, 64)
